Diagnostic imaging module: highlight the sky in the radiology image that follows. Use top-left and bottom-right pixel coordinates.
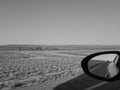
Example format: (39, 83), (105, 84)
(0, 0), (120, 45)
(92, 54), (118, 61)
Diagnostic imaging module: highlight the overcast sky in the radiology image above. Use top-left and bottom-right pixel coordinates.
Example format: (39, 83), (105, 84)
(0, 0), (120, 45)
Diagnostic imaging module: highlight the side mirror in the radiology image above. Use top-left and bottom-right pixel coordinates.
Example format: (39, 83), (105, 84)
(81, 51), (120, 82)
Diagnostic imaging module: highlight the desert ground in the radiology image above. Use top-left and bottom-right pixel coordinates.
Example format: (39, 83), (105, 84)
(0, 45), (119, 90)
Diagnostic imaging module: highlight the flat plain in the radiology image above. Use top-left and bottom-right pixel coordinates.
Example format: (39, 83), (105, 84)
(0, 45), (119, 90)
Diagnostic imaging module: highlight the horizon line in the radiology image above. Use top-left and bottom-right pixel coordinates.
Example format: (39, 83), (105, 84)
(0, 44), (120, 46)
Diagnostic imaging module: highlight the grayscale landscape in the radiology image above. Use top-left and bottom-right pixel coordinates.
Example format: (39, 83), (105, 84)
(0, 0), (120, 89)
(0, 45), (119, 90)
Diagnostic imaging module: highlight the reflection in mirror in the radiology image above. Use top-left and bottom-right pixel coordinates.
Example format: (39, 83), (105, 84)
(88, 54), (119, 78)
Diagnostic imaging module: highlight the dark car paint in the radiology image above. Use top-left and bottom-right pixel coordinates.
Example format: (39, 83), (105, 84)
(54, 62), (107, 90)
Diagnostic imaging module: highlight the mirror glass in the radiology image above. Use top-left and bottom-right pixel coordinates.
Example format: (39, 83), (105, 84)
(88, 54), (119, 78)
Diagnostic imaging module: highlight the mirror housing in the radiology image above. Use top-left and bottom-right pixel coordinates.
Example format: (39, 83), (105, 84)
(81, 51), (120, 82)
